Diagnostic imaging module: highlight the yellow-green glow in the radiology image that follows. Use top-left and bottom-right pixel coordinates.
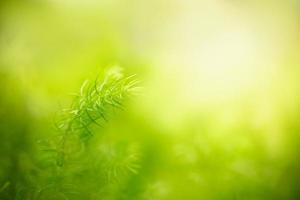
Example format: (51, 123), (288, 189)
(1, 0), (300, 199)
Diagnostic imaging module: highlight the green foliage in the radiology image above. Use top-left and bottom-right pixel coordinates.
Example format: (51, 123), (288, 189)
(2, 1), (300, 199)
(0, 73), (32, 200)
(57, 67), (139, 140)
(1, 66), (300, 200)
(53, 66), (139, 167)
(21, 67), (141, 200)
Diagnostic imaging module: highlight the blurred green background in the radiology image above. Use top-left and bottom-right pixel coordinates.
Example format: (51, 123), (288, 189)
(1, 0), (300, 199)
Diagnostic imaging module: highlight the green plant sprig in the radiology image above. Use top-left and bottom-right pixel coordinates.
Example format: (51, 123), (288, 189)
(54, 67), (139, 167)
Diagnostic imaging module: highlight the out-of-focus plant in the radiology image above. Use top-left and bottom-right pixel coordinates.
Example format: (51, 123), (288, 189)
(0, 72), (32, 200)
(11, 66), (141, 200)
